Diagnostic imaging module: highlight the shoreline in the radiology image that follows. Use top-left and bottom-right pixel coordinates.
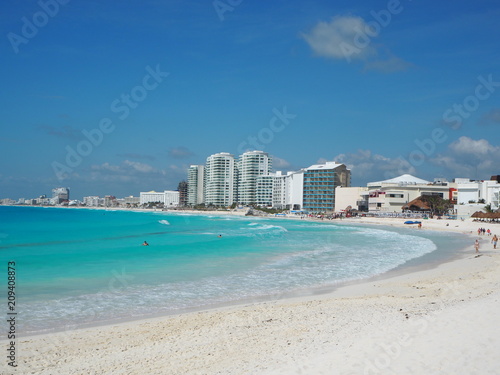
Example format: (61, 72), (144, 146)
(12, 236), (500, 374)
(9, 207), (480, 337)
(3, 206), (499, 373)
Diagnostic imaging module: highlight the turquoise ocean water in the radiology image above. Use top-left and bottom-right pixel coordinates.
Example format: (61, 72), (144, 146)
(0, 206), (466, 334)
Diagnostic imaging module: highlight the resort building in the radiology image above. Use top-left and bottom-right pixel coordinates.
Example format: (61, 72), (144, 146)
(255, 174), (274, 207)
(453, 178), (500, 217)
(204, 152), (237, 207)
(237, 151), (272, 205)
(272, 171), (288, 209)
(83, 196), (100, 207)
(187, 165), (205, 206)
(366, 175), (452, 212)
(335, 186), (369, 212)
(302, 162), (351, 213)
(124, 196), (140, 205)
(140, 190), (179, 207)
(286, 170), (304, 211)
(51, 187), (70, 204)
(177, 181), (188, 207)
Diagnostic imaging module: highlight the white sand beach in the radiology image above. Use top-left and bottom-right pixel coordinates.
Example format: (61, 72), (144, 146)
(6, 217), (500, 374)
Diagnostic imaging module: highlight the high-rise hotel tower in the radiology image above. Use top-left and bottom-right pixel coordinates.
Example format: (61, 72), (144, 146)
(237, 150), (272, 205)
(204, 153), (237, 206)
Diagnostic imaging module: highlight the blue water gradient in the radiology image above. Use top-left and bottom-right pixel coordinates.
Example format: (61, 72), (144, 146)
(0, 206), (466, 333)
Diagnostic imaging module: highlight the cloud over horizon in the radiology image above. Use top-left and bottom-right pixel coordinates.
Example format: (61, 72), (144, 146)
(322, 149), (417, 184)
(168, 146), (195, 159)
(302, 15), (410, 72)
(431, 136), (500, 178)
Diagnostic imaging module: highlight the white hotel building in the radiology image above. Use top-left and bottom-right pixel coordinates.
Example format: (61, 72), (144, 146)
(187, 165), (204, 206)
(140, 190), (179, 207)
(204, 152), (237, 206)
(238, 151), (272, 205)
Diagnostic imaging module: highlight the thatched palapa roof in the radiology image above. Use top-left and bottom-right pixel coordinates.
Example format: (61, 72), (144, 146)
(471, 211), (500, 219)
(402, 197), (431, 211)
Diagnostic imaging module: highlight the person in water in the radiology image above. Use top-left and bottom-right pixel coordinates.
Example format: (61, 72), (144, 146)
(143, 241), (149, 246)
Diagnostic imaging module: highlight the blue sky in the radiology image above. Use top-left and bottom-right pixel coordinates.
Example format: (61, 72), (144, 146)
(1, 0), (500, 200)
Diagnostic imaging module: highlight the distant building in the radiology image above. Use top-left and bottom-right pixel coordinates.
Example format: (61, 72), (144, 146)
(51, 187), (70, 204)
(83, 196), (100, 207)
(140, 190), (179, 207)
(204, 152), (237, 207)
(187, 165), (205, 206)
(237, 151), (272, 205)
(302, 162), (351, 213)
(177, 181), (188, 207)
(35, 195), (50, 205)
(124, 196), (140, 205)
(103, 195), (117, 207)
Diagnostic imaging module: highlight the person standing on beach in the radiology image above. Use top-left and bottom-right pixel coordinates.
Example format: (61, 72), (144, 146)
(492, 235), (498, 249)
(474, 239), (480, 253)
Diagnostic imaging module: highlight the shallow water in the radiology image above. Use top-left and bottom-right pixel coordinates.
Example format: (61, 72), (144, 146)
(0, 206), (466, 333)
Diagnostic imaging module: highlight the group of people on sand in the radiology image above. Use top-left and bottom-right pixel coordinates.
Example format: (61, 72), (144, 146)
(477, 228), (491, 236)
(474, 234), (498, 253)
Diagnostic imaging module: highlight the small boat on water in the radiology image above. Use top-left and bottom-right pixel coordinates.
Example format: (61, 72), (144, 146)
(404, 220), (422, 225)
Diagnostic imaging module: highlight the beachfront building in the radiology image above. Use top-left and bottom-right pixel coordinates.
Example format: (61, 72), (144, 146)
(453, 177), (500, 217)
(83, 196), (100, 207)
(483, 180), (500, 210)
(272, 171), (288, 209)
(255, 175), (274, 207)
(187, 165), (205, 206)
(204, 152), (237, 207)
(454, 178), (481, 204)
(124, 196), (140, 206)
(177, 181), (188, 207)
(103, 195), (118, 207)
(335, 186), (369, 212)
(0, 198), (16, 205)
(302, 162), (351, 213)
(366, 175), (453, 212)
(286, 170), (304, 211)
(140, 190), (180, 207)
(237, 151), (272, 205)
(51, 187), (70, 204)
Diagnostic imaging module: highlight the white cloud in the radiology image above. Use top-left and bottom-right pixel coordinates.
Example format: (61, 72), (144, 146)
(479, 108), (500, 125)
(448, 136), (499, 157)
(273, 156), (291, 169)
(302, 15), (410, 73)
(302, 16), (376, 61)
(168, 146), (194, 159)
(69, 160), (186, 189)
(322, 149), (416, 184)
(430, 137), (500, 178)
(123, 160), (155, 173)
(430, 155), (474, 176)
(363, 55), (412, 73)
